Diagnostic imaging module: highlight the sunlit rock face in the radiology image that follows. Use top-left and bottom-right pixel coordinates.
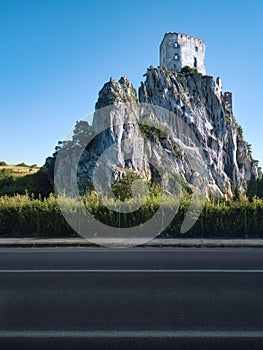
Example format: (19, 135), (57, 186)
(138, 67), (257, 197)
(50, 68), (258, 199)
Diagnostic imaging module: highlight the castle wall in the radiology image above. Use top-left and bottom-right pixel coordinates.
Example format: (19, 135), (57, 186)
(160, 32), (206, 75)
(223, 92), (233, 113)
(160, 33), (182, 72)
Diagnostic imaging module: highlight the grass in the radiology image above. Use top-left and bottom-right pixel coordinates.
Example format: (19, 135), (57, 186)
(0, 163), (52, 198)
(0, 164), (39, 177)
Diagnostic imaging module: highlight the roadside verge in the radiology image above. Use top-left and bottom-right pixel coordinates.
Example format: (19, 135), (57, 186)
(0, 238), (263, 248)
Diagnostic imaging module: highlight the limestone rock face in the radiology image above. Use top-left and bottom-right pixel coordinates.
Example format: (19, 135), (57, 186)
(50, 68), (258, 198)
(138, 68), (257, 197)
(95, 77), (137, 110)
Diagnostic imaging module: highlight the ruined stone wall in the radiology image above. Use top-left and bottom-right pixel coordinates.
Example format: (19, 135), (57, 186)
(160, 33), (182, 72)
(223, 92), (233, 113)
(160, 32), (206, 75)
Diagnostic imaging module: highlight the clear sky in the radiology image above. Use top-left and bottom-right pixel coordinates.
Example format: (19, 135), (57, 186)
(0, 0), (262, 167)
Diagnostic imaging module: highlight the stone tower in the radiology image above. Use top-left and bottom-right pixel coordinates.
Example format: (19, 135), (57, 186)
(160, 32), (206, 75)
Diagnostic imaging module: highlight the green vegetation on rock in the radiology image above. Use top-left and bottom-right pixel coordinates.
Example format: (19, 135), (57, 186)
(181, 66), (199, 74)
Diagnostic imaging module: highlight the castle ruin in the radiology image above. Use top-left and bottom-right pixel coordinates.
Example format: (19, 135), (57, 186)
(160, 32), (206, 75)
(160, 32), (233, 113)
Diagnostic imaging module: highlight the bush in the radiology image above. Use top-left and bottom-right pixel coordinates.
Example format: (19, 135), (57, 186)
(16, 162), (28, 167)
(0, 193), (75, 237)
(181, 66), (199, 74)
(1, 192), (263, 238)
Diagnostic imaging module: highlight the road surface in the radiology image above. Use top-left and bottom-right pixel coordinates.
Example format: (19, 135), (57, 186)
(0, 247), (263, 349)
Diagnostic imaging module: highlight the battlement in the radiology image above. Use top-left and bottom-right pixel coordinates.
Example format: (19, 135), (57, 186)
(160, 32), (206, 75)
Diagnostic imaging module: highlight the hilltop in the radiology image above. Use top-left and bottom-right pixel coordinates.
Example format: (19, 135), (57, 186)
(0, 162), (52, 197)
(49, 67), (260, 199)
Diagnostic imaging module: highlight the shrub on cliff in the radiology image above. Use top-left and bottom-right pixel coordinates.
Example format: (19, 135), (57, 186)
(181, 66), (199, 74)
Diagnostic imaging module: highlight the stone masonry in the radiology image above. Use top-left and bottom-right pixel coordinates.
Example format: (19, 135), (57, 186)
(223, 92), (233, 114)
(160, 32), (206, 75)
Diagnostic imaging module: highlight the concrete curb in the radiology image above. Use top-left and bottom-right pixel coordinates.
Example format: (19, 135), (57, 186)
(0, 238), (263, 248)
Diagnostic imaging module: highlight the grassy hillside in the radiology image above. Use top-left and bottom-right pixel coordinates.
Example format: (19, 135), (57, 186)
(0, 162), (53, 197)
(0, 164), (39, 176)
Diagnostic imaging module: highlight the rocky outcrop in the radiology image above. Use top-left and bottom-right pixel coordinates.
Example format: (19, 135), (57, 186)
(49, 68), (258, 199)
(138, 67), (258, 197)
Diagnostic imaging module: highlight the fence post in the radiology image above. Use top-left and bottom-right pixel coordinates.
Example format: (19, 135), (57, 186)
(200, 212), (204, 237)
(161, 208), (164, 233)
(244, 207), (248, 238)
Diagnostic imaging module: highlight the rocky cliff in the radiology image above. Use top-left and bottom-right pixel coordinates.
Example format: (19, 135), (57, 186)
(49, 67), (258, 199)
(138, 67), (258, 197)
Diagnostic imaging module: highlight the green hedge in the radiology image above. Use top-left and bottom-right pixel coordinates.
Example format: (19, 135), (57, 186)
(0, 194), (75, 237)
(0, 193), (263, 237)
(164, 197), (263, 238)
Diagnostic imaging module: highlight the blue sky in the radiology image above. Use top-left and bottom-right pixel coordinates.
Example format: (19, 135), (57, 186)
(0, 0), (262, 167)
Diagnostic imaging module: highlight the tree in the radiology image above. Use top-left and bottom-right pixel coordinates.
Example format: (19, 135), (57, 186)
(247, 175), (258, 200)
(233, 185), (242, 201)
(112, 172), (143, 201)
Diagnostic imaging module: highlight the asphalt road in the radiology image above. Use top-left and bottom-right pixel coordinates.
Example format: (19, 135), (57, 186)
(1, 247), (263, 349)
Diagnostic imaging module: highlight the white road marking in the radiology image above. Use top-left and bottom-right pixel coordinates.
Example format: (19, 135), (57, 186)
(0, 269), (263, 273)
(0, 330), (263, 338)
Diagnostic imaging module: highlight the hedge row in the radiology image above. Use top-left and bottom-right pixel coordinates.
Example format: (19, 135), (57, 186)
(0, 193), (263, 237)
(0, 194), (75, 236)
